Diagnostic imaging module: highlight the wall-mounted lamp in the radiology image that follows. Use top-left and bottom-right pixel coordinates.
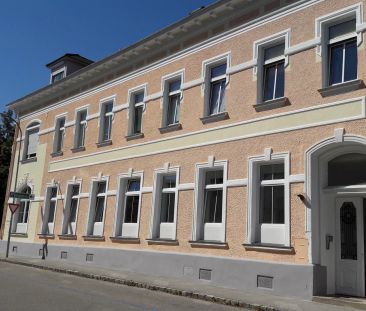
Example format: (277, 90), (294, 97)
(297, 194), (305, 202)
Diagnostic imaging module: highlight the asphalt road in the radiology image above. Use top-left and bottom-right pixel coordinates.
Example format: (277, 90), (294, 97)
(0, 261), (241, 311)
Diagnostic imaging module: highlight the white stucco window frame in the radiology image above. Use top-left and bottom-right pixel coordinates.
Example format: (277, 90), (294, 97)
(61, 178), (82, 236)
(253, 29), (290, 105)
(315, 3), (363, 88)
(12, 183), (34, 234)
(97, 96), (115, 143)
(41, 182), (58, 235)
(160, 70), (184, 128)
(201, 52), (231, 117)
(192, 159), (228, 243)
(150, 166), (180, 240)
(127, 84), (147, 136)
(113, 171), (143, 238)
(247, 151), (290, 247)
(85, 175), (109, 237)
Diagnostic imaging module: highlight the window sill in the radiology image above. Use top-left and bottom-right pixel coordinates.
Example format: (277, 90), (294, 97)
(189, 240), (228, 248)
(96, 140), (112, 148)
(50, 151), (63, 158)
(58, 234), (77, 240)
(125, 133), (144, 141)
(110, 236), (140, 243)
(200, 111), (229, 124)
(71, 146), (85, 153)
(21, 157), (37, 164)
(11, 233), (28, 238)
(38, 234), (55, 239)
(82, 235), (105, 241)
(318, 79), (365, 97)
(146, 238), (179, 245)
(253, 97), (290, 112)
(243, 243), (294, 253)
(159, 123), (182, 134)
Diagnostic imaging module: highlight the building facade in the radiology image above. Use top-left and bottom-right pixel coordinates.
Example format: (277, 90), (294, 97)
(2, 0), (366, 299)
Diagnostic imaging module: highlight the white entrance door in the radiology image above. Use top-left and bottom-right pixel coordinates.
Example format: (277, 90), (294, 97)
(336, 197), (365, 297)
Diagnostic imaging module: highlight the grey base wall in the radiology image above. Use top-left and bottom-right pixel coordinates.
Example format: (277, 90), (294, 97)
(0, 240), (314, 299)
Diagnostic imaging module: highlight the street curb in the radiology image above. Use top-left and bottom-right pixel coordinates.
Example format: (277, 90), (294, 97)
(0, 258), (279, 311)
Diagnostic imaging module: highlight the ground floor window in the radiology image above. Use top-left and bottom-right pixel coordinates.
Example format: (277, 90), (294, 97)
(41, 186), (58, 235)
(151, 169), (178, 240)
(248, 153), (289, 246)
(13, 186), (31, 234)
(193, 161), (227, 243)
(114, 173), (142, 238)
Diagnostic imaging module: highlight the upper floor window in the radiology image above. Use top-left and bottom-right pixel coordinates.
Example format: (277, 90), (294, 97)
(99, 101), (113, 143)
(23, 122), (40, 160)
(208, 63), (227, 115)
(51, 70), (65, 83)
(328, 19), (357, 86)
(166, 80), (181, 126)
(263, 44), (285, 102)
(53, 116), (66, 154)
(127, 91), (144, 138)
(74, 109), (87, 149)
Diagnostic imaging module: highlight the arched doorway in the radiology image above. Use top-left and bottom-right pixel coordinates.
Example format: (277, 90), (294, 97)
(306, 136), (366, 297)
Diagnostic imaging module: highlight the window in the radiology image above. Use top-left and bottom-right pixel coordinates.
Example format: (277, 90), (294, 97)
(151, 172), (178, 240)
(208, 63), (226, 115)
(23, 122), (40, 160)
(53, 116), (66, 154)
(13, 186), (31, 234)
(253, 30), (289, 106)
(51, 70), (65, 83)
(99, 101), (113, 143)
(204, 170), (223, 224)
(259, 164), (285, 224)
(263, 44), (285, 101)
(74, 109), (87, 149)
(193, 162), (227, 243)
(129, 92), (144, 136)
(88, 181), (107, 236)
(41, 186), (57, 235)
(166, 80), (181, 126)
(115, 177), (142, 238)
(248, 154), (289, 246)
(328, 19), (357, 86)
(61, 183), (80, 235)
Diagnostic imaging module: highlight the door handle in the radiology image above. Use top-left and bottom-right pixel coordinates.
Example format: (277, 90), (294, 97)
(326, 234), (333, 250)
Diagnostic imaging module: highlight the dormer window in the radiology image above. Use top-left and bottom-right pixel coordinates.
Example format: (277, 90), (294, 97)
(51, 69), (65, 83)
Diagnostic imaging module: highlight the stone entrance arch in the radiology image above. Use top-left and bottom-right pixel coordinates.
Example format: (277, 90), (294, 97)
(305, 134), (366, 296)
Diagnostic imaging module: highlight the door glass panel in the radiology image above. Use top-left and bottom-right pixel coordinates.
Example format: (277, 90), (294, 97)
(340, 202), (357, 260)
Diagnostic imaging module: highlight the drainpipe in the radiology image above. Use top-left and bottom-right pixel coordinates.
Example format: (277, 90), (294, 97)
(4, 116), (22, 258)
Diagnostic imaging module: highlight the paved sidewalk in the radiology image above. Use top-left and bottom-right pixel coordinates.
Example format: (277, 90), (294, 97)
(0, 255), (361, 311)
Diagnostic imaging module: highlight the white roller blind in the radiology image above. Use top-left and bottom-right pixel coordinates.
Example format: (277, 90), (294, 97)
(27, 129), (39, 157)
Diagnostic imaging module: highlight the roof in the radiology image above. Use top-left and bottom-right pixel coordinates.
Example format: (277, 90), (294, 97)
(46, 54), (94, 68)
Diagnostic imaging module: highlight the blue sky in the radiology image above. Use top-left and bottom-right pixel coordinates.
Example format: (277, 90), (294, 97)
(0, 0), (214, 112)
